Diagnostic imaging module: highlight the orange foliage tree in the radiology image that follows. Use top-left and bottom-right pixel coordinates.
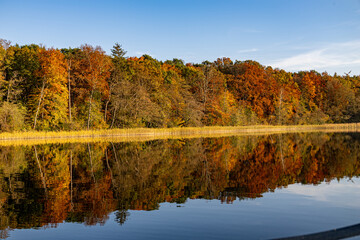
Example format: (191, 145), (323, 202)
(31, 48), (68, 130)
(72, 45), (112, 129)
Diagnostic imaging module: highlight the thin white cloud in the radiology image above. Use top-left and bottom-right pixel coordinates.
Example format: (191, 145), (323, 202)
(238, 48), (258, 54)
(283, 178), (360, 208)
(135, 51), (146, 56)
(269, 40), (360, 74)
(134, 51), (156, 58)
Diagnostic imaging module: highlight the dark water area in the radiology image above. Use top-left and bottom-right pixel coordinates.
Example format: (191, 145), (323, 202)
(0, 133), (360, 239)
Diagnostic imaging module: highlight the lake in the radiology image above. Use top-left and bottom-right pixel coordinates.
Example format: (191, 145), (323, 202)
(0, 132), (359, 239)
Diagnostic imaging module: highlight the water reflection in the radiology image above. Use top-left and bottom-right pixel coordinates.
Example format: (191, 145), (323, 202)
(0, 133), (359, 238)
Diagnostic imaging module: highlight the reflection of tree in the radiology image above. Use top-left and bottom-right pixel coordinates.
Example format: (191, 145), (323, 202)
(0, 133), (359, 234)
(68, 143), (115, 226)
(115, 209), (130, 226)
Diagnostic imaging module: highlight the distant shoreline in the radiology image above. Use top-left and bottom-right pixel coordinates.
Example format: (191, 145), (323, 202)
(0, 123), (359, 145)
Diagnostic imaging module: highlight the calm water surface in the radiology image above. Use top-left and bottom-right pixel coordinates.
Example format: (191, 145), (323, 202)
(0, 133), (359, 239)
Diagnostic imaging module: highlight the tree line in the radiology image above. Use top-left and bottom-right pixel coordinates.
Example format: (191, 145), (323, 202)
(1, 39), (360, 131)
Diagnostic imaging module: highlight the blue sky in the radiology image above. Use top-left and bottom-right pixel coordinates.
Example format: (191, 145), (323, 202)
(1, 0), (360, 74)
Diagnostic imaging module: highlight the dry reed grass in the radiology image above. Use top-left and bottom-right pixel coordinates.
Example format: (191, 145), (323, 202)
(0, 123), (358, 146)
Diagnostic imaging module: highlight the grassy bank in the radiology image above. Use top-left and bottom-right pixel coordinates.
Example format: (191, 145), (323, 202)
(0, 123), (359, 146)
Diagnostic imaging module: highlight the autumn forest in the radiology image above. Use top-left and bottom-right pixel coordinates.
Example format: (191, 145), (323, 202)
(1, 39), (360, 132)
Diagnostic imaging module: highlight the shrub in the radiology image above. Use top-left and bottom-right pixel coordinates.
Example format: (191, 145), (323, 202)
(0, 102), (26, 132)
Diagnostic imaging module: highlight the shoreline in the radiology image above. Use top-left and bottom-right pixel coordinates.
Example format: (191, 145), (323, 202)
(0, 123), (358, 146)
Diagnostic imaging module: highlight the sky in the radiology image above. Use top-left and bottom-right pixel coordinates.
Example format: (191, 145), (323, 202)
(0, 0), (360, 75)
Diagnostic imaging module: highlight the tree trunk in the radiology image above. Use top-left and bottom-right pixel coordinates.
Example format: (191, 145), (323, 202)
(33, 78), (46, 130)
(34, 146), (47, 195)
(88, 143), (96, 182)
(70, 150), (74, 211)
(104, 86), (111, 122)
(68, 59), (72, 123)
(87, 87), (94, 130)
(110, 106), (118, 129)
(278, 88), (284, 125)
(105, 150), (114, 186)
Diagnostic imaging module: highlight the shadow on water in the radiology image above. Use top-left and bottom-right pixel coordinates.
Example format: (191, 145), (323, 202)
(273, 223), (360, 240)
